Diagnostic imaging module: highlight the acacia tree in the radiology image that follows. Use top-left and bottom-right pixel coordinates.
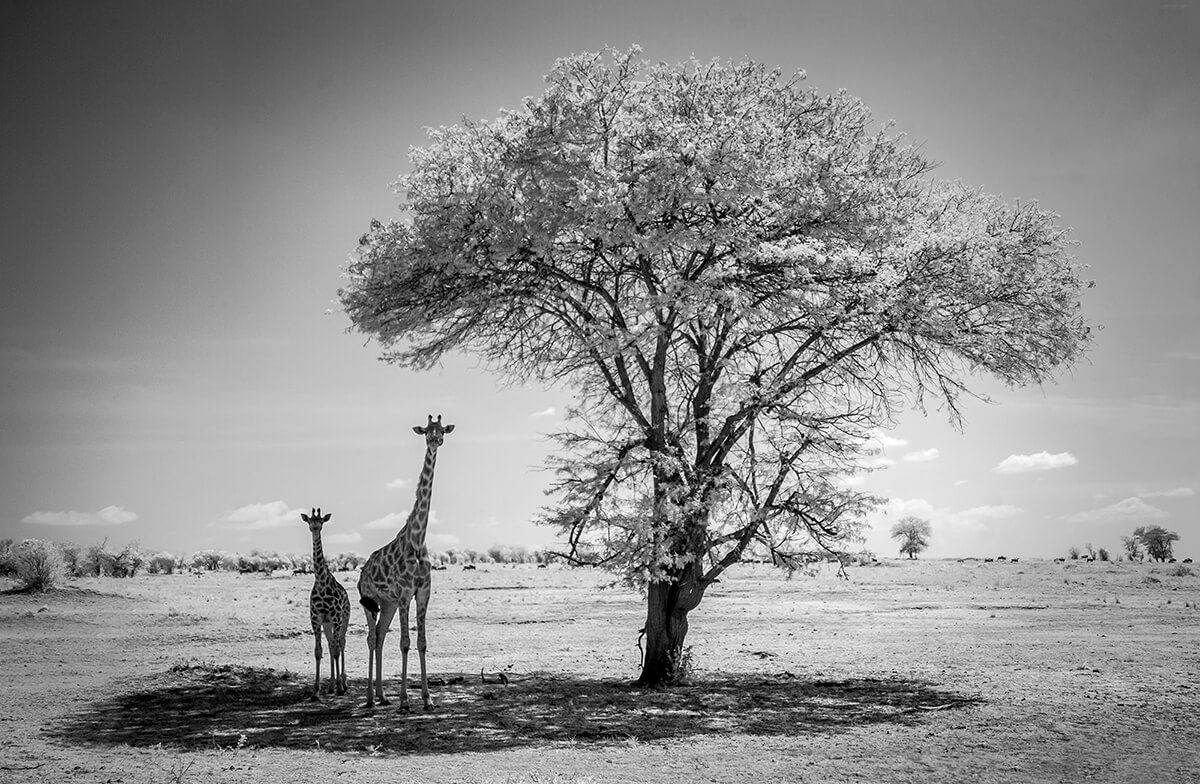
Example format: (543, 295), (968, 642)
(1133, 525), (1179, 562)
(340, 48), (1092, 686)
(890, 516), (932, 559)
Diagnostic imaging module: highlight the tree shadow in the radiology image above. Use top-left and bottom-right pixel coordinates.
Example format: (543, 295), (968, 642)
(49, 662), (980, 756)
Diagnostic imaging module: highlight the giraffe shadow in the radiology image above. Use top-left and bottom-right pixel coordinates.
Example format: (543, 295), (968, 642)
(48, 662), (980, 756)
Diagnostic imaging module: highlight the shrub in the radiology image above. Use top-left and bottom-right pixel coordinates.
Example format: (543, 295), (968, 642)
(1098, 548), (1110, 562)
(11, 539), (68, 591)
(1168, 565), (1194, 578)
(0, 538), (15, 576)
(147, 552), (179, 574)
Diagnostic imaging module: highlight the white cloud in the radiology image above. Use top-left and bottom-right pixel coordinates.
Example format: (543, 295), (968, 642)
(1138, 487), (1194, 498)
(868, 430), (908, 449)
(212, 501), (301, 531)
(529, 407), (557, 419)
(325, 532), (362, 545)
(862, 455), (897, 469)
(22, 505), (137, 527)
(364, 509), (439, 531)
(386, 478), (410, 489)
(953, 479), (968, 486)
(1062, 497), (1169, 524)
(364, 512), (407, 530)
(837, 474), (867, 488)
(948, 505), (1023, 532)
(994, 451), (1078, 473)
(903, 448), (940, 462)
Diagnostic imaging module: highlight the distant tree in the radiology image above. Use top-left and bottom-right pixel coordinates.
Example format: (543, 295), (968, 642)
(1133, 526), (1179, 563)
(340, 48), (1093, 685)
(1097, 547), (1109, 562)
(1121, 535), (1143, 562)
(890, 516), (932, 559)
(1068, 546), (1081, 560)
(147, 552), (179, 575)
(1084, 543), (1096, 560)
(187, 550), (223, 571)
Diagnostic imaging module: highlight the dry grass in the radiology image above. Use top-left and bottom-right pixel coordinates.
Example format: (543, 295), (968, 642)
(2, 559), (1198, 783)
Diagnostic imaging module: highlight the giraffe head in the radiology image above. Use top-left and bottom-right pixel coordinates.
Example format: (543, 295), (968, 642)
(301, 507), (332, 533)
(413, 413), (455, 448)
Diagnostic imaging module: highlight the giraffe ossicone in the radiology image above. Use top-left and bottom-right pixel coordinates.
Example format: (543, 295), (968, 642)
(358, 414), (454, 710)
(302, 506), (351, 700)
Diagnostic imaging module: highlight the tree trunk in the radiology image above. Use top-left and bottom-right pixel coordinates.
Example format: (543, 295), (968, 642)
(637, 565), (706, 686)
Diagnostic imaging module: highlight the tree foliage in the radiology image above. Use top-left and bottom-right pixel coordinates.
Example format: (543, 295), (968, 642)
(1133, 525), (1179, 562)
(339, 48), (1092, 684)
(890, 516), (932, 559)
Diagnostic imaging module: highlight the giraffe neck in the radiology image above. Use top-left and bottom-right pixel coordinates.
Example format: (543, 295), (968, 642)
(311, 530), (329, 575)
(404, 443), (439, 552)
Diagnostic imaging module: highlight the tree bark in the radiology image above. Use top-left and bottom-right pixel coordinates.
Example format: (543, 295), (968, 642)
(637, 564), (706, 686)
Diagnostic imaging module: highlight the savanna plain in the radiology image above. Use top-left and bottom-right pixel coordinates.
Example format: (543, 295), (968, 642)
(2, 558), (1197, 784)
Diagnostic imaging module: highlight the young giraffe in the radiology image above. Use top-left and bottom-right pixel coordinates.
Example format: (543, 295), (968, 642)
(358, 414), (454, 710)
(302, 508), (350, 700)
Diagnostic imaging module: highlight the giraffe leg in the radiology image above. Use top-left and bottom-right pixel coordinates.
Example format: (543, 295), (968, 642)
(362, 605), (378, 708)
(373, 604), (399, 707)
(335, 616), (349, 695)
(311, 622), (323, 701)
(416, 584), (432, 710)
(398, 603), (412, 712)
(322, 622), (338, 696)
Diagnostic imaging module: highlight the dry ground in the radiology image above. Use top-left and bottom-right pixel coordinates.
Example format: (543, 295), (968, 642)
(1, 558), (1197, 783)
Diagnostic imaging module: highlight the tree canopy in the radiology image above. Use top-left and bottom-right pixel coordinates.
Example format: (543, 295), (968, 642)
(1133, 525), (1179, 562)
(339, 48), (1093, 684)
(890, 516), (932, 559)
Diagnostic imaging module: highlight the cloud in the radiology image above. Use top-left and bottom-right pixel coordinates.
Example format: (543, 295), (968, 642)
(994, 451), (1078, 473)
(903, 448), (940, 462)
(869, 499), (1021, 533)
(325, 532), (362, 546)
(364, 512), (406, 530)
(22, 505), (137, 527)
(529, 407), (557, 418)
(363, 509), (439, 531)
(861, 455), (897, 469)
(1062, 497), (1169, 524)
(386, 478), (410, 489)
(953, 479), (968, 486)
(1138, 487), (1194, 498)
(868, 430), (908, 449)
(211, 501), (301, 531)
(947, 505), (1023, 532)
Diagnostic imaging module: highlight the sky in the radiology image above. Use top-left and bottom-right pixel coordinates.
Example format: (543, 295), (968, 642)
(1, 0), (1197, 562)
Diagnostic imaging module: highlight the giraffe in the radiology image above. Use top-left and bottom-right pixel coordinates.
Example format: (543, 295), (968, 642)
(302, 507), (351, 700)
(358, 414), (454, 710)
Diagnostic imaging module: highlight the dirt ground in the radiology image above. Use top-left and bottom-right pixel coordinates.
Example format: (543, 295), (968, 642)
(2, 558), (1197, 783)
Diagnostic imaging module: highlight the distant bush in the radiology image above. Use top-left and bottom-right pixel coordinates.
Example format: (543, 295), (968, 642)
(146, 552), (180, 574)
(1068, 547), (1081, 560)
(1168, 565), (1194, 578)
(11, 539), (68, 591)
(1098, 548), (1110, 562)
(0, 539), (15, 577)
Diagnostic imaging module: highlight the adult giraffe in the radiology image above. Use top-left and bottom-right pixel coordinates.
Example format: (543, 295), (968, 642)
(358, 414), (454, 710)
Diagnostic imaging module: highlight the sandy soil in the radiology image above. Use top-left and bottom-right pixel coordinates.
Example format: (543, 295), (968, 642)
(1, 559), (1197, 783)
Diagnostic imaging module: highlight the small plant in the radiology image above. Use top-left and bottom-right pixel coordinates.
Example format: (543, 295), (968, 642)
(1168, 564), (1194, 578)
(11, 539), (68, 591)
